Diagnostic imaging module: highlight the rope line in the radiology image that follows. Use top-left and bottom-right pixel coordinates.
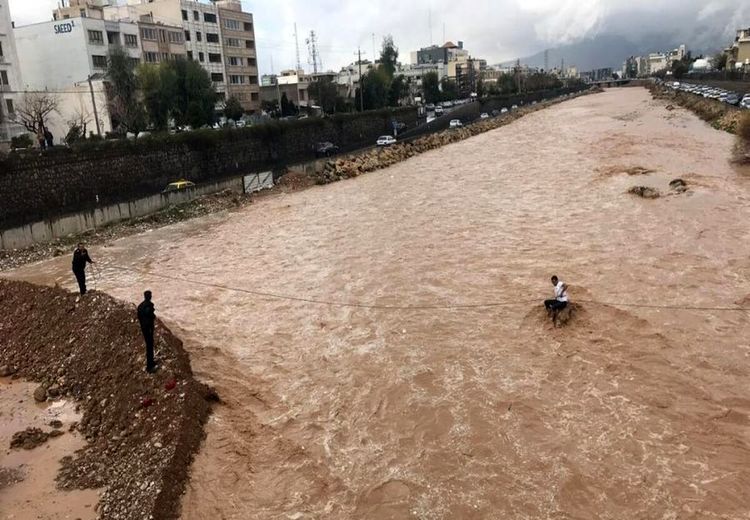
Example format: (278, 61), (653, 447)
(103, 264), (750, 314)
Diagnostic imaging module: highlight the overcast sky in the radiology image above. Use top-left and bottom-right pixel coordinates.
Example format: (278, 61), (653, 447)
(9, 0), (750, 75)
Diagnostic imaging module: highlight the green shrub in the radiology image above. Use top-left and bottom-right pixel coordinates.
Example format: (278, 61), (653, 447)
(10, 133), (33, 150)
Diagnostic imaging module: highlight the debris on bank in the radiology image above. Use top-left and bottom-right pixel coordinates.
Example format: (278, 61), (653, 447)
(0, 280), (217, 520)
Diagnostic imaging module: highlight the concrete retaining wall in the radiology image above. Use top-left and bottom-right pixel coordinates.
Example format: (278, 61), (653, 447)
(0, 177), (243, 250)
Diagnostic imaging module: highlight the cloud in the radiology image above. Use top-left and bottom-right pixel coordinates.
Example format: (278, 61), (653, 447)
(8, 0), (750, 75)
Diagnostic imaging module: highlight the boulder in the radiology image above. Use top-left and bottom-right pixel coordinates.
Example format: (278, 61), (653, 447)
(0, 365), (15, 377)
(628, 186), (661, 199)
(33, 385), (47, 402)
(669, 178), (688, 193)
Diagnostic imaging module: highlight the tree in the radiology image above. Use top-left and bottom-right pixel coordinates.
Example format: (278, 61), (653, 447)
(476, 77), (485, 98)
(223, 96), (244, 122)
(165, 58), (217, 128)
(308, 77), (339, 113)
(387, 74), (408, 107)
(713, 52), (728, 71)
(139, 63), (178, 131)
(422, 71), (441, 104)
(440, 77), (458, 101)
(11, 92), (60, 134)
(107, 46), (146, 135)
(671, 60), (689, 79)
(280, 93), (297, 116)
(359, 67), (390, 110)
(380, 35), (399, 79)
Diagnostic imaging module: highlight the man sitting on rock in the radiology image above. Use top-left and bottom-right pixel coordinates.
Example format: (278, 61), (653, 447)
(544, 275), (569, 321)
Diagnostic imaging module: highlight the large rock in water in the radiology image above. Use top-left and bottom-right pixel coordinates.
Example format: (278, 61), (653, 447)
(628, 186), (660, 199)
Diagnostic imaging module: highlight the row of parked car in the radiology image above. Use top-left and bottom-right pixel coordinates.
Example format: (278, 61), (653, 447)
(669, 81), (750, 109)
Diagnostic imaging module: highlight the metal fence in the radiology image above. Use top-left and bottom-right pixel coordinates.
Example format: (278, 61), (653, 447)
(243, 170), (274, 193)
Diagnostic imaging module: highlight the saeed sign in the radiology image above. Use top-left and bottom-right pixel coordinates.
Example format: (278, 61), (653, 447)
(54, 21), (76, 34)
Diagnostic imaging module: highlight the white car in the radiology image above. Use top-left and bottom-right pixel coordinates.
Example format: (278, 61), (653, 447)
(435, 106), (445, 115)
(480, 113), (489, 119)
(376, 135), (397, 146)
(449, 119), (463, 129)
(511, 104), (518, 110)
(500, 107), (509, 114)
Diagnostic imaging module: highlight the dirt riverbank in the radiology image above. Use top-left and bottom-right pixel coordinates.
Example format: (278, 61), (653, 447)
(0, 280), (216, 519)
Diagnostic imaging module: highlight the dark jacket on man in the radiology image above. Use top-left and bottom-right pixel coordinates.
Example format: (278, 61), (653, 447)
(72, 247), (93, 294)
(137, 298), (157, 373)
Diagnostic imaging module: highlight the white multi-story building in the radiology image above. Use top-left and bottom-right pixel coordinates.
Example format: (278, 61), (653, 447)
(0, 0), (24, 143)
(14, 17), (141, 138)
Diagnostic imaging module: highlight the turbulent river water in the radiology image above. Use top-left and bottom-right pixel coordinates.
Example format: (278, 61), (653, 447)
(6, 88), (750, 519)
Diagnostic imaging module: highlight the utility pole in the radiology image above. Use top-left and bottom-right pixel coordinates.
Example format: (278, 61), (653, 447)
(356, 47), (365, 112)
(307, 30), (320, 74)
(87, 75), (101, 136)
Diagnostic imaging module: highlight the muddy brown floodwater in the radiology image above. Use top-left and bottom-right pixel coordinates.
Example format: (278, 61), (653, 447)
(6, 88), (750, 519)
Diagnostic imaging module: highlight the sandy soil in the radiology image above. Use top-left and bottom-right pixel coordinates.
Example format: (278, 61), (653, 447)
(0, 380), (98, 520)
(5, 88), (750, 519)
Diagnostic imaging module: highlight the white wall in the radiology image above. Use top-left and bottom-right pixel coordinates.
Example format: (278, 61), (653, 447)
(0, 0), (25, 142)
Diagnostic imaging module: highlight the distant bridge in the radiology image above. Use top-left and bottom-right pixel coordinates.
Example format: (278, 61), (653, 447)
(588, 78), (644, 88)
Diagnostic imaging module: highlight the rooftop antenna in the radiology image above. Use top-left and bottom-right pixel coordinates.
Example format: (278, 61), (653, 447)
(294, 23), (301, 72)
(306, 30), (321, 74)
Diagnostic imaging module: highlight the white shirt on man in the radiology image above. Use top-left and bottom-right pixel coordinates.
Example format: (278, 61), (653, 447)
(555, 281), (569, 302)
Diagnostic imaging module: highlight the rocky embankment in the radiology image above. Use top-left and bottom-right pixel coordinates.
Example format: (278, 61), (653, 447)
(0, 280), (217, 520)
(648, 83), (745, 133)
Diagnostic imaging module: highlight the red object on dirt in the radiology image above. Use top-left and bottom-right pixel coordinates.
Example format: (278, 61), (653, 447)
(141, 397), (154, 408)
(165, 379), (177, 391)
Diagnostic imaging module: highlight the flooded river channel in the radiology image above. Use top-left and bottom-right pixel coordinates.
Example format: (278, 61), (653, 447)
(6, 88), (750, 519)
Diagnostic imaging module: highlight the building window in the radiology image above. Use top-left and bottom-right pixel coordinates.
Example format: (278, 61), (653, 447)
(107, 31), (120, 45)
(206, 33), (219, 44)
(80, 9), (86, 17)
(159, 29), (167, 43)
(248, 57), (257, 67)
(92, 55), (108, 68)
(193, 10), (199, 21)
(245, 39), (255, 49)
(88, 30), (104, 45)
(144, 52), (159, 63)
(129, 58), (140, 68)
(0, 70), (8, 85)
(203, 13), (217, 24)
(208, 53), (222, 63)
(0, 42), (4, 59)
(249, 75), (258, 85)
(251, 92), (259, 101)
(225, 38), (240, 47)
(228, 56), (242, 66)
(6, 99), (14, 114)
(169, 32), (183, 44)
(229, 75), (245, 84)
(181, 9), (188, 21)
(124, 34), (138, 47)
(244, 22), (253, 32)
(198, 52), (204, 62)
(161, 52), (170, 62)
(196, 31), (202, 42)
(187, 50), (193, 60)
(141, 28), (157, 41)
(184, 30), (191, 42)
(211, 72), (224, 83)
(224, 19), (241, 31)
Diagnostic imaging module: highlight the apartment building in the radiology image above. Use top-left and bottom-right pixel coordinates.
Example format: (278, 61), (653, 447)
(103, 7), (187, 64)
(122, 0), (260, 111)
(727, 28), (750, 69)
(216, 0), (259, 110)
(0, 0), (23, 143)
(14, 17), (141, 137)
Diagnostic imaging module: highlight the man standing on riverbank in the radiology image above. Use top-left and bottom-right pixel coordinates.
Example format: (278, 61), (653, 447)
(72, 244), (94, 295)
(544, 275), (569, 321)
(137, 291), (157, 373)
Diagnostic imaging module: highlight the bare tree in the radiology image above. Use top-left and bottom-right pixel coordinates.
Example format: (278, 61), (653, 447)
(11, 91), (60, 134)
